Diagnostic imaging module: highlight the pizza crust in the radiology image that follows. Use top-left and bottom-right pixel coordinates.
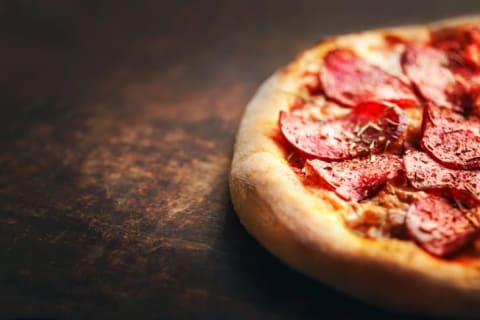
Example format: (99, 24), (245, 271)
(229, 16), (480, 317)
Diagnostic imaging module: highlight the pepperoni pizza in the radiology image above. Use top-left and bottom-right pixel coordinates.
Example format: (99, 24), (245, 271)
(230, 16), (480, 317)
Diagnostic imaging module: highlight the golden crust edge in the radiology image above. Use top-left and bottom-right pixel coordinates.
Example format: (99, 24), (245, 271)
(229, 15), (480, 317)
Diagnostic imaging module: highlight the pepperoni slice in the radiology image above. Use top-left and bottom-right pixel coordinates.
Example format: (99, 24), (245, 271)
(403, 150), (480, 203)
(306, 154), (402, 201)
(421, 105), (480, 170)
(406, 195), (477, 257)
(321, 49), (417, 108)
(402, 43), (480, 113)
(432, 25), (480, 69)
(433, 26), (480, 113)
(402, 44), (468, 112)
(279, 101), (406, 160)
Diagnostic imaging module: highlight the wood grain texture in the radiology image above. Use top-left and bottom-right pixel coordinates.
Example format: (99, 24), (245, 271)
(0, 1), (478, 319)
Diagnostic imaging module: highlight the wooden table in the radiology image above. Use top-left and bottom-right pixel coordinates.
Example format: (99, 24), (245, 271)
(1, 1), (478, 318)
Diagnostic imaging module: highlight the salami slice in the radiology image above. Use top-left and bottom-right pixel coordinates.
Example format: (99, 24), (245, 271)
(432, 25), (480, 69)
(321, 49), (417, 108)
(403, 150), (480, 203)
(403, 42), (480, 114)
(279, 101), (406, 160)
(421, 105), (480, 170)
(406, 195), (477, 257)
(402, 44), (468, 112)
(306, 154), (402, 201)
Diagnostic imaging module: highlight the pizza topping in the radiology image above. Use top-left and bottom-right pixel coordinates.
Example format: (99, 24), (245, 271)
(403, 150), (480, 203)
(406, 195), (477, 257)
(301, 70), (323, 95)
(402, 41), (480, 114)
(279, 101), (406, 160)
(434, 26), (480, 115)
(306, 154), (402, 201)
(402, 44), (469, 112)
(421, 105), (480, 170)
(321, 48), (418, 108)
(432, 25), (480, 69)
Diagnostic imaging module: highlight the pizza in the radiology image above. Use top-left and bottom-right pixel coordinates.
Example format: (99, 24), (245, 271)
(229, 16), (480, 317)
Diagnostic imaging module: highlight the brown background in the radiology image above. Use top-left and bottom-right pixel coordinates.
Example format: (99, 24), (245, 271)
(1, 1), (479, 319)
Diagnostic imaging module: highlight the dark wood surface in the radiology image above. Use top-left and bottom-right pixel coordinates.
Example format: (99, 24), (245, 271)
(1, 1), (478, 319)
